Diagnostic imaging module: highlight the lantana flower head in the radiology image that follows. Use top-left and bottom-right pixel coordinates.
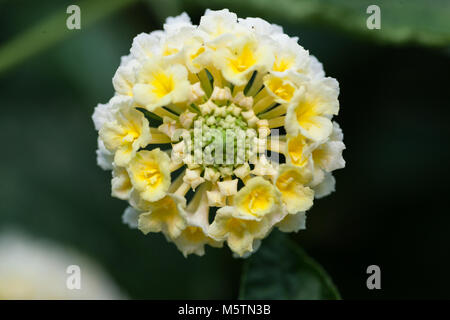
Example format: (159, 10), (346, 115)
(93, 9), (345, 257)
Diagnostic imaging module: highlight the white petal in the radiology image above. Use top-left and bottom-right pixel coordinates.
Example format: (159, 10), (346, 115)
(238, 17), (283, 35)
(164, 12), (192, 34)
(277, 212), (307, 233)
(122, 206), (140, 229)
(313, 172), (336, 199)
(96, 138), (114, 171)
(130, 32), (163, 62)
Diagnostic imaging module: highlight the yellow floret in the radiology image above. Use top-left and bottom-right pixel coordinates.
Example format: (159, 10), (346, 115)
(133, 58), (191, 111)
(233, 176), (278, 218)
(99, 100), (151, 167)
(127, 149), (171, 202)
(275, 164), (314, 214)
(208, 206), (272, 257)
(137, 193), (187, 239)
(285, 78), (339, 141)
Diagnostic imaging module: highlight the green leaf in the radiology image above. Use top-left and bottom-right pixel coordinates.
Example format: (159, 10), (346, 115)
(239, 231), (341, 300)
(187, 0), (450, 46)
(145, 0), (183, 25)
(0, 0), (137, 75)
(136, 107), (163, 127)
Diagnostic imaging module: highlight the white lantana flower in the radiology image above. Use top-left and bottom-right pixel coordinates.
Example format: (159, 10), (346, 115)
(93, 9), (345, 258)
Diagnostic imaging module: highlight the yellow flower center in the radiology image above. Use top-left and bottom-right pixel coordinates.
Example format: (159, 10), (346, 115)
(183, 226), (206, 242)
(143, 166), (162, 186)
(191, 46), (205, 60)
(242, 187), (271, 215)
(122, 130), (139, 143)
(151, 72), (175, 98)
(266, 77), (295, 101)
(295, 99), (316, 125)
(276, 174), (297, 196)
(163, 46), (179, 56)
(229, 44), (256, 73)
(273, 57), (293, 72)
(287, 135), (308, 166)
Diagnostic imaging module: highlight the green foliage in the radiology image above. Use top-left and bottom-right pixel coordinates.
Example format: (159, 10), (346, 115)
(137, 107), (163, 126)
(240, 231), (341, 300)
(145, 0), (183, 24)
(1, 0), (448, 75)
(187, 0), (450, 46)
(0, 0), (137, 75)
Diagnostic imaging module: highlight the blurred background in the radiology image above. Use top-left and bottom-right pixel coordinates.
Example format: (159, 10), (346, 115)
(0, 0), (449, 299)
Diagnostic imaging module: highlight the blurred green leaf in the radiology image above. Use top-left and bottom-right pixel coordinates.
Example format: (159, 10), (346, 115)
(188, 0), (450, 46)
(240, 231), (340, 300)
(145, 0), (183, 24)
(0, 0), (137, 75)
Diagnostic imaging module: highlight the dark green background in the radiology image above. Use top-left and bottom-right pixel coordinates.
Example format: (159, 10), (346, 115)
(1, 0), (449, 299)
